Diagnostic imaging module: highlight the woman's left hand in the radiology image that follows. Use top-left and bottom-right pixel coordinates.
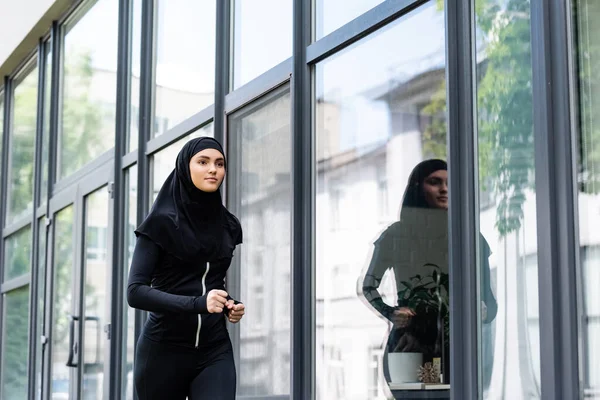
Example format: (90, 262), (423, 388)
(227, 301), (245, 323)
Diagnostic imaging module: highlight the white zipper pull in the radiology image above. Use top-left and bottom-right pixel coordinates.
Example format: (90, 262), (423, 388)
(195, 262), (210, 348)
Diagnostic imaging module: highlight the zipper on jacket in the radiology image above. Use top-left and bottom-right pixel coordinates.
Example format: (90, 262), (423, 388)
(195, 262), (210, 348)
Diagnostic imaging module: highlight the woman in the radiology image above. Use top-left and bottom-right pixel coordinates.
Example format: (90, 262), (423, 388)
(127, 137), (245, 400)
(361, 159), (497, 387)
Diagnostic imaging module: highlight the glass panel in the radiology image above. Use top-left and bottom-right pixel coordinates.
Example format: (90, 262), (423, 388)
(316, 4), (448, 399)
(153, 0), (215, 137)
(60, 0), (118, 178)
(35, 218), (47, 400)
(573, 0), (600, 396)
(0, 286), (30, 399)
(232, 0), (292, 89)
(3, 226), (32, 281)
(315, 0), (385, 40)
(129, 0), (142, 152)
(82, 187), (109, 399)
(229, 90), (292, 397)
(51, 206), (75, 398)
(474, 1), (540, 398)
(123, 165), (137, 400)
(151, 123), (214, 201)
(41, 46), (52, 203)
(8, 66), (38, 224)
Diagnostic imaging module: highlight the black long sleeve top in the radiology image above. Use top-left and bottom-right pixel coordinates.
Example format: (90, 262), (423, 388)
(127, 234), (239, 348)
(362, 221), (498, 324)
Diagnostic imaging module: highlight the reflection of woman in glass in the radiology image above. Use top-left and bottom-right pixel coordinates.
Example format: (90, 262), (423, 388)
(127, 137), (245, 400)
(361, 159), (497, 392)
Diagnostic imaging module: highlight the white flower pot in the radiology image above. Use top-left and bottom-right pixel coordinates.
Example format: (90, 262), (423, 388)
(388, 352), (423, 383)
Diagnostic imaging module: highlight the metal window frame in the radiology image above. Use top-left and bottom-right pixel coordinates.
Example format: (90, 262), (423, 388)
(145, 107), (214, 155)
(306, 0), (428, 64)
(445, 0), (479, 398)
(530, 1), (581, 399)
(224, 58), (292, 114)
(108, 0), (132, 398)
(214, 0), (231, 145)
(41, 20), (62, 400)
(27, 38), (48, 400)
(291, 0), (313, 399)
(133, 2), (156, 399)
(3, 215), (34, 238)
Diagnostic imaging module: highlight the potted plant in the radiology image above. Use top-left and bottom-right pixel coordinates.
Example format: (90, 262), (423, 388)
(388, 264), (449, 383)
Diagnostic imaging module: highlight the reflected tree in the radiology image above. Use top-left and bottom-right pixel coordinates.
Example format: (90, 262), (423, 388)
(1, 287), (30, 399)
(424, 0), (534, 235)
(574, 0), (600, 194)
(53, 207), (75, 352)
(60, 49), (105, 178)
(1, 230), (31, 398)
(10, 71), (37, 219)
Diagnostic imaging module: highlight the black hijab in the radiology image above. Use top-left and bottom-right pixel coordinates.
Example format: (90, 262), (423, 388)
(135, 137), (240, 262)
(400, 159), (447, 210)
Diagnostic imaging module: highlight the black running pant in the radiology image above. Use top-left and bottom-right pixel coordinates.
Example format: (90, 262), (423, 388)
(134, 334), (236, 400)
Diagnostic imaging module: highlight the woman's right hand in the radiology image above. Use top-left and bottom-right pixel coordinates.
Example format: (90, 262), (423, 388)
(207, 289), (228, 313)
(392, 307), (415, 328)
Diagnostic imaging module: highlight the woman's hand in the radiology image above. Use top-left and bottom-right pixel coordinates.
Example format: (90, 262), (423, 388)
(392, 307), (415, 328)
(207, 289), (228, 313)
(226, 301), (245, 323)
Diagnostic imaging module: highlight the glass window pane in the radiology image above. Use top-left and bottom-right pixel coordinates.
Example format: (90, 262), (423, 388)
(4, 226), (32, 281)
(229, 90), (292, 397)
(232, 0), (292, 89)
(51, 206), (74, 398)
(474, 1), (540, 398)
(153, 0), (215, 137)
(129, 0), (142, 152)
(151, 123), (214, 201)
(123, 165), (137, 400)
(316, 4), (449, 398)
(573, 0), (600, 396)
(82, 188), (110, 398)
(60, 0), (118, 178)
(35, 218), (46, 400)
(8, 66), (38, 224)
(0, 286), (30, 399)
(315, 0), (385, 40)
(41, 45), (52, 203)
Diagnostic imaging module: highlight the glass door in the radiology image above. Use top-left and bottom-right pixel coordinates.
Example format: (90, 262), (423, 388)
(80, 186), (111, 399)
(45, 168), (112, 400)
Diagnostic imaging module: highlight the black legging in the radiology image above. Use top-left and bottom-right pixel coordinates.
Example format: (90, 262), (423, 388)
(134, 334), (236, 400)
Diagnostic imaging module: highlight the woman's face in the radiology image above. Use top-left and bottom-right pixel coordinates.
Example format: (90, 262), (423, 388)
(422, 169), (448, 209)
(189, 149), (226, 192)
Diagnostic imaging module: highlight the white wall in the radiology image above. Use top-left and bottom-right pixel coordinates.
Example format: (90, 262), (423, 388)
(0, 0), (56, 67)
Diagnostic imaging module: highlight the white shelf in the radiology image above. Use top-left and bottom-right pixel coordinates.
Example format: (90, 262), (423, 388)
(388, 383), (451, 391)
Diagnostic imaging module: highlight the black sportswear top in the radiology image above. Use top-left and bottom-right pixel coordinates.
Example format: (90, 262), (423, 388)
(127, 234), (239, 349)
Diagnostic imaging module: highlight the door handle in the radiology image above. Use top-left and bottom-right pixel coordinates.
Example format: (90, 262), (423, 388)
(66, 315), (79, 367)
